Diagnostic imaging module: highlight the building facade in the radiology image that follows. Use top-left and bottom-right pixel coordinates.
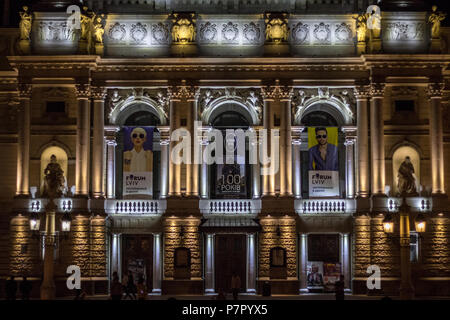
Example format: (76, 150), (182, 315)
(0, 0), (450, 297)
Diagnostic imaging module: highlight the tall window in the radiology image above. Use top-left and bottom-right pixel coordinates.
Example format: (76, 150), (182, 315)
(410, 232), (419, 263)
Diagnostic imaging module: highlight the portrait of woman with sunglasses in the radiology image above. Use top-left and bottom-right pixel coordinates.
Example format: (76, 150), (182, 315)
(308, 127), (338, 171)
(123, 127), (153, 173)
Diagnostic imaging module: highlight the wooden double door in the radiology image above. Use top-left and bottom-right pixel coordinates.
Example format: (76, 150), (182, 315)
(215, 234), (246, 292)
(122, 234), (153, 291)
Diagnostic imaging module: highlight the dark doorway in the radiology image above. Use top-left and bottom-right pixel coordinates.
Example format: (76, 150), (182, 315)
(215, 234), (246, 293)
(122, 234), (153, 292)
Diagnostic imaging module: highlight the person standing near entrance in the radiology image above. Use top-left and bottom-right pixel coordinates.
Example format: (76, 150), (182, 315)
(231, 272), (241, 301)
(335, 275), (345, 300)
(19, 276), (32, 300)
(110, 272), (123, 300)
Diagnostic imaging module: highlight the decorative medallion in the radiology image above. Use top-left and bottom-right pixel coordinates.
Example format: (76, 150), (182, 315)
(291, 22), (309, 44)
(130, 22), (148, 43)
(335, 23), (352, 42)
(222, 22), (239, 43)
(171, 12), (196, 44)
(243, 22), (261, 44)
(313, 22), (330, 43)
(265, 13), (289, 43)
(152, 22), (169, 44)
(108, 22), (126, 42)
(199, 22), (217, 42)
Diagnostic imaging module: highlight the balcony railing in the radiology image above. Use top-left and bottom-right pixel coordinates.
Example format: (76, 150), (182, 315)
(18, 198), (77, 213)
(386, 197), (432, 212)
(105, 199), (166, 215)
(200, 199), (261, 215)
(295, 199), (355, 215)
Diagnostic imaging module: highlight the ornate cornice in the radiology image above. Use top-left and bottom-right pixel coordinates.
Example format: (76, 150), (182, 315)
(75, 84), (91, 98)
(369, 83), (386, 97)
(168, 84), (199, 101)
(261, 84), (293, 101)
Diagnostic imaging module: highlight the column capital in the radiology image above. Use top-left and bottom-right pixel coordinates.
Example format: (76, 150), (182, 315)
(261, 82), (293, 101)
(427, 82), (445, 98)
(104, 125), (119, 144)
(354, 85), (371, 100)
(158, 125), (171, 144)
(75, 84), (91, 99)
(291, 126), (305, 144)
(18, 83), (32, 98)
(168, 81), (200, 101)
(369, 83), (386, 97)
(91, 86), (107, 101)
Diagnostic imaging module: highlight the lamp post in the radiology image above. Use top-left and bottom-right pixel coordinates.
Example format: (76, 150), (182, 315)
(40, 198), (57, 300)
(382, 198), (427, 300)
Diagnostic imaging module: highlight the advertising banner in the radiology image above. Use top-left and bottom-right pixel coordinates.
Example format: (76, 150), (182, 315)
(216, 163), (246, 198)
(308, 127), (339, 197)
(122, 126), (154, 198)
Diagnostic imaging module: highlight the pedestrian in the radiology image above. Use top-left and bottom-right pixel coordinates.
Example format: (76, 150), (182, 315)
(231, 272), (241, 301)
(110, 272), (122, 301)
(122, 272), (131, 300)
(19, 276), (32, 300)
(127, 271), (136, 300)
(335, 275), (345, 300)
(136, 275), (147, 300)
(5, 276), (17, 301)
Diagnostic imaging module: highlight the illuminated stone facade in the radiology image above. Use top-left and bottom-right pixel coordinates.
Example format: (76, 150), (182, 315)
(0, 0), (449, 298)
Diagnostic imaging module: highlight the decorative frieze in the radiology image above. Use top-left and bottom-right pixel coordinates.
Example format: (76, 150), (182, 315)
(74, 84), (91, 98)
(427, 83), (445, 98)
(370, 83), (386, 98)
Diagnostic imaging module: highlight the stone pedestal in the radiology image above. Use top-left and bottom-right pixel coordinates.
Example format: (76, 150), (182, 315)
(95, 43), (104, 56)
(356, 42), (366, 55)
(78, 40), (88, 54)
(19, 40), (30, 55)
(171, 43), (197, 57)
(264, 43), (290, 56)
(430, 38), (441, 54)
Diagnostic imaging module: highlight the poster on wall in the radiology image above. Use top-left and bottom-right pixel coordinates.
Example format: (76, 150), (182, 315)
(307, 261), (324, 288)
(122, 126), (154, 198)
(216, 163), (246, 198)
(323, 262), (342, 292)
(308, 127), (339, 197)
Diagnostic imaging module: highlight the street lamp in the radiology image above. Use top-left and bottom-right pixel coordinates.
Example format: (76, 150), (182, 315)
(29, 211), (41, 232)
(415, 213), (426, 233)
(61, 212), (72, 233)
(382, 212), (394, 233)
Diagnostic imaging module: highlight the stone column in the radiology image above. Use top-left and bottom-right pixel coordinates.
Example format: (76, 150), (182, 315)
(279, 87), (293, 196)
(105, 126), (119, 199)
(186, 89), (200, 197)
(168, 88), (181, 196)
(343, 233), (351, 289)
(354, 86), (370, 198)
(75, 84), (91, 196)
(152, 233), (162, 294)
(399, 203), (414, 299)
(342, 127), (357, 199)
(250, 127), (261, 199)
(16, 84), (32, 197)
(204, 233), (215, 293)
(158, 127), (170, 199)
(299, 233), (308, 292)
(92, 87), (106, 198)
(200, 127), (210, 199)
(261, 87), (275, 196)
(111, 233), (121, 276)
(370, 83), (386, 196)
(246, 233), (256, 293)
(292, 127), (304, 199)
(428, 83), (445, 195)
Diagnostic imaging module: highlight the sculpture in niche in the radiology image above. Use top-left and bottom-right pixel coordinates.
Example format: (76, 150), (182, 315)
(397, 156), (418, 196)
(313, 22), (330, 43)
(265, 13), (289, 43)
(93, 15), (105, 44)
(243, 22), (261, 44)
(171, 13), (196, 43)
(152, 23), (169, 44)
(199, 22), (217, 42)
(355, 14), (368, 42)
(19, 6), (32, 41)
(131, 23), (148, 43)
(41, 155), (66, 199)
(428, 5), (446, 39)
(108, 22), (126, 42)
(291, 22), (309, 44)
(335, 23), (352, 42)
(222, 22), (239, 43)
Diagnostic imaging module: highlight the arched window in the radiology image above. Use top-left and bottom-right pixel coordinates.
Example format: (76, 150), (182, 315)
(210, 110), (251, 199)
(40, 146), (68, 196)
(116, 110), (161, 199)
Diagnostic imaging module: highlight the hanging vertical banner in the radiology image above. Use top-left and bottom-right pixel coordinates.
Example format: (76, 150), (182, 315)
(123, 126), (154, 198)
(308, 127), (339, 197)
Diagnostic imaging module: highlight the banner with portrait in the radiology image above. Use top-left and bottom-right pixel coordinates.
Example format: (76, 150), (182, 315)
(308, 127), (339, 197)
(122, 126), (154, 198)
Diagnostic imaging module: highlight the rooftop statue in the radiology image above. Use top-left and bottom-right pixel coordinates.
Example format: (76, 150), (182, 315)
(42, 155), (65, 199)
(19, 6), (32, 41)
(93, 15), (105, 44)
(428, 5), (447, 39)
(355, 13), (369, 42)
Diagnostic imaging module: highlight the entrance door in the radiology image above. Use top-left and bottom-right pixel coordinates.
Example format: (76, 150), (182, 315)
(122, 234), (153, 291)
(215, 234), (246, 292)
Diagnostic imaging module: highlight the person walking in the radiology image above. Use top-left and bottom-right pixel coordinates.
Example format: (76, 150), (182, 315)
(127, 271), (136, 300)
(5, 276), (17, 301)
(136, 275), (147, 300)
(19, 276), (32, 300)
(231, 272), (241, 301)
(110, 272), (123, 301)
(335, 275), (345, 301)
